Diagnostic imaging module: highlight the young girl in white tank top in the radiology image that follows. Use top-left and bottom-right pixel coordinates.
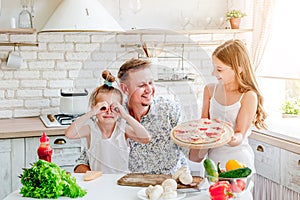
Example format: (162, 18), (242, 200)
(190, 39), (267, 174)
(208, 84), (255, 171)
(65, 70), (150, 173)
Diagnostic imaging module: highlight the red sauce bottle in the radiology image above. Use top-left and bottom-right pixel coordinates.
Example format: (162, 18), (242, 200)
(37, 132), (53, 162)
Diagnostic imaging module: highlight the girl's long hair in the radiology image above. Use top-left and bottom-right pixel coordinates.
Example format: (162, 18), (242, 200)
(213, 39), (267, 129)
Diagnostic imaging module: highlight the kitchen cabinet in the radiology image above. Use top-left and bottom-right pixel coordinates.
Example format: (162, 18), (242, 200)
(0, 138), (24, 200)
(281, 149), (300, 192)
(0, 135), (83, 199)
(249, 138), (300, 199)
(249, 138), (281, 183)
(25, 136), (84, 172)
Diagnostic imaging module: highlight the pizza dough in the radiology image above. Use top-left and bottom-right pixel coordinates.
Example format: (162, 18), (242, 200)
(170, 118), (234, 149)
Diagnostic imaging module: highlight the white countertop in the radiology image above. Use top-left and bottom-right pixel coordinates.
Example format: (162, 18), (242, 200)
(262, 116), (300, 143)
(4, 174), (253, 200)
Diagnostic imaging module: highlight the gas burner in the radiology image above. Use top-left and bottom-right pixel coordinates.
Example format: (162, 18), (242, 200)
(40, 113), (84, 128)
(55, 114), (78, 125)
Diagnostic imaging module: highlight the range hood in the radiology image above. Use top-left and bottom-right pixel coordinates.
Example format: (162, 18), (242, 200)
(40, 0), (124, 32)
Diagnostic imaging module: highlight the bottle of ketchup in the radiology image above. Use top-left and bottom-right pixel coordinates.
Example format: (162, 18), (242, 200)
(37, 132), (53, 162)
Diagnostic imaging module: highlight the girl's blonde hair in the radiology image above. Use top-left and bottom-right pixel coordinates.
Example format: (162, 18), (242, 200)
(89, 70), (123, 107)
(213, 39), (267, 129)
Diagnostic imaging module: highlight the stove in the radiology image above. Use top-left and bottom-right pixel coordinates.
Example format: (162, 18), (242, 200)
(40, 114), (83, 128)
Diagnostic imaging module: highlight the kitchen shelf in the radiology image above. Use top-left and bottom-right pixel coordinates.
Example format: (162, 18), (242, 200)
(156, 79), (194, 82)
(120, 28), (253, 35)
(0, 42), (38, 47)
(0, 28), (36, 34)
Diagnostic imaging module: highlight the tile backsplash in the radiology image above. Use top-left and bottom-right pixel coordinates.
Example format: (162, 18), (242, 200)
(0, 30), (251, 120)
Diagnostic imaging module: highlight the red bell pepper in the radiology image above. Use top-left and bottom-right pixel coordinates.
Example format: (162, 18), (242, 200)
(209, 181), (234, 200)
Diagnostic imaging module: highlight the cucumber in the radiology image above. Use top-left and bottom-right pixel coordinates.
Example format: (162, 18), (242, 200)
(203, 158), (218, 181)
(219, 167), (252, 178)
(217, 162), (222, 174)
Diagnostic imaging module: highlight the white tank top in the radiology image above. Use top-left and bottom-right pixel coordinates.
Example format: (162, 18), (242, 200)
(208, 84), (255, 172)
(87, 118), (130, 173)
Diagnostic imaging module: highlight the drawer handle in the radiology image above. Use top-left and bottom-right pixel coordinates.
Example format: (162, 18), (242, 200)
(298, 160), (300, 166)
(54, 138), (66, 144)
(256, 145), (264, 152)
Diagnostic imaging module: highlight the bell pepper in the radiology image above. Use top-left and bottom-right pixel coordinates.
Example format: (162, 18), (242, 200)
(209, 181), (233, 200)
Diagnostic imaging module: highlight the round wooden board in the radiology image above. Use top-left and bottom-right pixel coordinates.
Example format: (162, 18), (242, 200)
(170, 120), (234, 149)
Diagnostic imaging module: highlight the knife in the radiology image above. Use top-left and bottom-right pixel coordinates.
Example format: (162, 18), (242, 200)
(177, 187), (208, 193)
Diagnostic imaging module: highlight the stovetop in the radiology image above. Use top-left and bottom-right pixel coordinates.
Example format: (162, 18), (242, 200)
(40, 114), (83, 128)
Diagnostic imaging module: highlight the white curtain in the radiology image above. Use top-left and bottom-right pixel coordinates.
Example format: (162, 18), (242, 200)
(251, 0), (276, 71)
(253, 174), (300, 200)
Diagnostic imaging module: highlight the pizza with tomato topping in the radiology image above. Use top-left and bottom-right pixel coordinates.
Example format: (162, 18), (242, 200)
(170, 119), (233, 147)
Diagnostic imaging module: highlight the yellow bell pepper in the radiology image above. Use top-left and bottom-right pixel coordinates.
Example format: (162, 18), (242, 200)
(225, 159), (245, 171)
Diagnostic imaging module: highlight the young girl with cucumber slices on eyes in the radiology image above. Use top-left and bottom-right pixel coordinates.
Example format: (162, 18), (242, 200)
(65, 70), (150, 174)
(190, 39), (267, 176)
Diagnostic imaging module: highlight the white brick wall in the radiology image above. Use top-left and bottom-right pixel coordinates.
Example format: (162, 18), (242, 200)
(20, 80), (47, 88)
(0, 30), (251, 119)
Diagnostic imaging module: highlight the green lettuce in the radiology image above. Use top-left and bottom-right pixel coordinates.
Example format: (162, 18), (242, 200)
(19, 159), (86, 198)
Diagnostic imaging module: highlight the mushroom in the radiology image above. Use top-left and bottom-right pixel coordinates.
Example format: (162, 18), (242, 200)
(161, 190), (177, 199)
(179, 173), (193, 185)
(148, 185), (163, 200)
(162, 178), (177, 191)
(145, 185), (154, 199)
(172, 166), (188, 180)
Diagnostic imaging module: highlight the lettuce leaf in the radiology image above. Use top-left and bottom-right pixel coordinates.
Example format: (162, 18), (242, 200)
(19, 159), (86, 198)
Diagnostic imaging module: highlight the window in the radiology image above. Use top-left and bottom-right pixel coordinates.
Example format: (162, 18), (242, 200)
(257, 0), (300, 120)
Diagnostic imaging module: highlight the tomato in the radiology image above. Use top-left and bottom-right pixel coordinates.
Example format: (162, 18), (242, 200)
(231, 179), (246, 193)
(236, 179), (246, 191)
(199, 127), (208, 131)
(206, 131), (219, 137)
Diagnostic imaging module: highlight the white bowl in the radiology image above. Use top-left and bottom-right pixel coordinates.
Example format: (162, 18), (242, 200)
(206, 174), (252, 197)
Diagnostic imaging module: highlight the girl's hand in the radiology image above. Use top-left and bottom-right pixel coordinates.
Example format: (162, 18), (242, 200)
(213, 118), (233, 127)
(110, 102), (127, 119)
(228, 132), (243, 146)
(92, 101), (109, 115)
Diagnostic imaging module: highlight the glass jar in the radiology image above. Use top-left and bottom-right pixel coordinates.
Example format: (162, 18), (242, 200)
(18, 4), (33, 28)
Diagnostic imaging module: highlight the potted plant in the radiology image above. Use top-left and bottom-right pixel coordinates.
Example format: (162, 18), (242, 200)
(281, 98), (300, 118)
(225, 9), (246, 29)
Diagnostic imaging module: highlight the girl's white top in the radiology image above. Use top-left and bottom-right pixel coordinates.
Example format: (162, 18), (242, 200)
(208, 84), (256, 173)
(87, 118), (130, 173)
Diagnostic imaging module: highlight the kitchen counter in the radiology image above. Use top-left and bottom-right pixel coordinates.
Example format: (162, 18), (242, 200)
(0, 117), (65, 139)
(0, 117), (299, 154)
(4, 173), (253, 200)
(250, 116), (300, 154)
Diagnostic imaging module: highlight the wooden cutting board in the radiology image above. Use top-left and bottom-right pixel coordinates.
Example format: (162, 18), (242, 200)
(117, 173), (204, 189)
